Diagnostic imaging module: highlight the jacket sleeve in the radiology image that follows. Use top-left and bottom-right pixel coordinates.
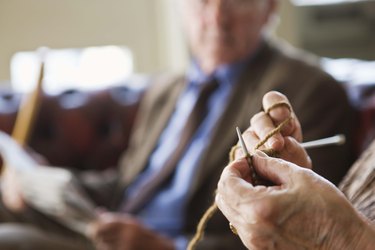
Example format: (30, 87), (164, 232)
(291, 74), (357, 185)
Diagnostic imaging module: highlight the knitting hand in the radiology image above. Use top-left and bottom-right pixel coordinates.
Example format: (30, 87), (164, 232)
(236, 91), (311, 168)
(216, 151), (375, 250)
(88, 212), (175, 250)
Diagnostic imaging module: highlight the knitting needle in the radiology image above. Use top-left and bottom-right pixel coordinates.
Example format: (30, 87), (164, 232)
(236, 127), (260, 184)
(300, 134), (345, 149)
(11, 47), (47, 146)
(236, 127), (251, 158)
(236, 127), (346, 154)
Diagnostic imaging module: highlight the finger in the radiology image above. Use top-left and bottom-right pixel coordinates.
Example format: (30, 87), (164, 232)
(239, 129), (261, 157)
(262, 91), (302, 141)
(218, 160), (272, 207)
(215, 194), (242, 226)
(217, 163), (276, 225)
(216, 192), (261, 231)
(262, 91), (292, 122)
(250, 112), (284, 150)
(278, 137), (312, 169)
(288, 115), (303, 142)
(220, 158), (253, 184)
(217, 161), (252, 202)
(252, 150), (298, 185)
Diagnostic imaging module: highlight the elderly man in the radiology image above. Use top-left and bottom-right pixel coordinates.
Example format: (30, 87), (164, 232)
(0, 0), (355, 249)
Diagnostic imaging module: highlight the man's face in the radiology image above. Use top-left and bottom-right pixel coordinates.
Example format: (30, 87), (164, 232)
(181, 0), (275, 73)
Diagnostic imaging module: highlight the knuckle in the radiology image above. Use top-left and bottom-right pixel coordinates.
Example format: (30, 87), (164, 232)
(245, 230), (274, 250)
(250, 111), (267, 125)
(284, 137), (299, 153)
(243, 129), (256, 142)
(276, 105), (292, 117)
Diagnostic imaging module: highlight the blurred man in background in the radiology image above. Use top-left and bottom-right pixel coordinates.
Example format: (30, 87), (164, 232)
(0, 0), (356, 249)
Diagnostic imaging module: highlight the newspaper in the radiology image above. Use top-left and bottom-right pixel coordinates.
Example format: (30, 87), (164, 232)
(0, 131), (97, 236)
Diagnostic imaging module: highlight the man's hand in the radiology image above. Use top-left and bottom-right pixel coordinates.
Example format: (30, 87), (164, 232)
(1, 169), (26, 212)
(0, 146), (49, 212)
(88, 212), (175, 250)
(216, 152), (375, 250)
(236, 91), (311, 168)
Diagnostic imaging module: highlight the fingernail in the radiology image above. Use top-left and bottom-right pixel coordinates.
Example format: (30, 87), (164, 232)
(268, 137), (278, 148)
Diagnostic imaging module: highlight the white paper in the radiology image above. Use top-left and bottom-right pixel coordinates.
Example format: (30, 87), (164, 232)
(0, 131), (97, 236)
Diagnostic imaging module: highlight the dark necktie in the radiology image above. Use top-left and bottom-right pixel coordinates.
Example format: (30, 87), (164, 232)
(123, 79), (219, 213)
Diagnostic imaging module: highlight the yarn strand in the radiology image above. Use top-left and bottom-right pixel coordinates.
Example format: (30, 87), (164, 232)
(187, 202), (218, 250)
(187, 102), (293, 249)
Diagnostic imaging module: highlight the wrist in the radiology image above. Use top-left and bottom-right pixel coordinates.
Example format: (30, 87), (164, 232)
(354, 219), (375, 250)
(323, 208), (375, 250)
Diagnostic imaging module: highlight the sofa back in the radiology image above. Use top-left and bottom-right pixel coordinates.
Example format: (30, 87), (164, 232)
(1, 72), (375, 171)
(0, 86), (142, 170)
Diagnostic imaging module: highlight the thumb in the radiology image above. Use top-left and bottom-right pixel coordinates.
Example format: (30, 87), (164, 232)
(252, 150), (296, 185)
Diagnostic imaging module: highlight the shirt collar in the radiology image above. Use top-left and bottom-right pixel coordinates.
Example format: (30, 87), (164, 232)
(187, 42), (262, 88)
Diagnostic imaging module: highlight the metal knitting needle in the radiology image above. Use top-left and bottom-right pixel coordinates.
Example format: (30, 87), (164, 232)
(236, 127), (346, 154)
(236, 127), (251, 157)
(300, 134), (345, 149)
(236, 127), (260, 185)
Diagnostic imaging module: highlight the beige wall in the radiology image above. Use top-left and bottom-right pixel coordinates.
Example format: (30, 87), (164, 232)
(0, 0), (164, 82)
(0, 0), (296, 83)
(276, 0), (300, 46)
(154, 0), (189, 74)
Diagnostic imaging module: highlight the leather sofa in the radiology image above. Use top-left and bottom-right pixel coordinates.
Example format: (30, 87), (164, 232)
(0, 85), (142, 171)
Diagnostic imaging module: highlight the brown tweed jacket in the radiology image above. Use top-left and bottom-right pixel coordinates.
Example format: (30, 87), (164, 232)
(340, 139), (375, 223)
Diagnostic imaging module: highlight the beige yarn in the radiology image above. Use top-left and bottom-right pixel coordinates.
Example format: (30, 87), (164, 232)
(187, 102), (293, 250)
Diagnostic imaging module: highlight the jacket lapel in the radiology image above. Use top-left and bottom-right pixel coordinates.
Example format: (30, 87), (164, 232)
(188, 42), (280, 197)
(120, 75), (187, 187)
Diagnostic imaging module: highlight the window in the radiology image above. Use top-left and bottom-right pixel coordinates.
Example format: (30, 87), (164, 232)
(11, 46), (133, 94)
(291, 0), (366, 6)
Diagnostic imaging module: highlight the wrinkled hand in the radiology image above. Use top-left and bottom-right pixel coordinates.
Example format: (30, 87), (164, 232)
(1, 168), (26, 212)
(1, 146), (49, 212)
(216, 152), (375, 250)
(88, 212), (175, 250)
(236, 91), (311, 169)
